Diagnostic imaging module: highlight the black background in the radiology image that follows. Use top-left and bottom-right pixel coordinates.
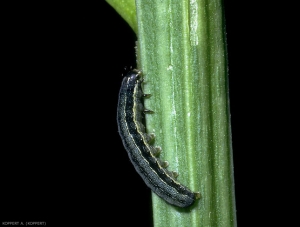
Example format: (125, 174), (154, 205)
(1, 1), (293, 226)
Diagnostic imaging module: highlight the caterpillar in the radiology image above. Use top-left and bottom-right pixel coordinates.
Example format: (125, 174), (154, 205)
(117, 69), (200, 208)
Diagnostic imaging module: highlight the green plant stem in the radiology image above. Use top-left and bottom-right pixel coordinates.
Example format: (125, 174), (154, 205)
(107, 0), (236, 226)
